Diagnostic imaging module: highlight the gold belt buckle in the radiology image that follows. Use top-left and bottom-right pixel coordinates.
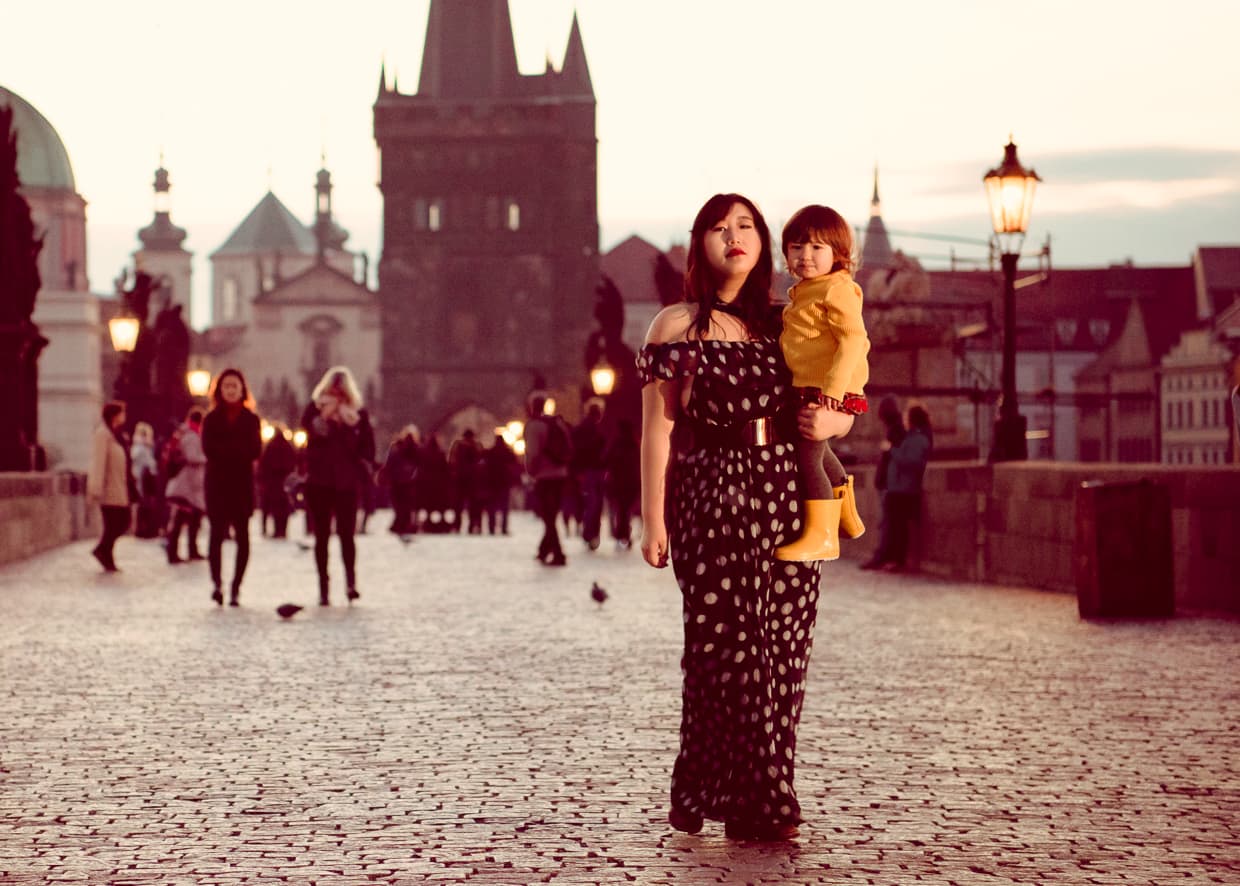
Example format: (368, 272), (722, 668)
(746, 417), (772, 446)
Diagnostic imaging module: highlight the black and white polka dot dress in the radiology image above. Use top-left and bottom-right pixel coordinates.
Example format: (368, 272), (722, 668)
(637, 338), (822, 830)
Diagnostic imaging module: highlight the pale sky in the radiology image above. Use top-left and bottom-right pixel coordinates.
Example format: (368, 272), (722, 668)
(6, 0), (1240, 328)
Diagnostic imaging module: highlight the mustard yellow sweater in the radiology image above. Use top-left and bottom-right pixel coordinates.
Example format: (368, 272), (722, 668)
(779, 269), (870, 399)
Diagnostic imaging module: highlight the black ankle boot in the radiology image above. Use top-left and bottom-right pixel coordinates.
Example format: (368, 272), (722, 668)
(211, 587), (223, 606)
(229, 585), (240, 607)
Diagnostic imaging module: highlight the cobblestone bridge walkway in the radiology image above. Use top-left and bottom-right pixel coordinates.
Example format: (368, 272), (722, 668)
(1, 513), (1237, 884)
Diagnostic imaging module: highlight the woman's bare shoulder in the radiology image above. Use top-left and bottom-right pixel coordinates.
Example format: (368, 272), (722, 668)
(644, 304), (695, 345)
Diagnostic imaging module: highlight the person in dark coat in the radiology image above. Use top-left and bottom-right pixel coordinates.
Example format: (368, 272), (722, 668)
(862, 403), (932, 571)
(481, 432), (519, 535)
(201, 368), (263, 606)
(380, 424), (422, 536)
(416, 435), (453, 533)
(257, 425), (297, 538)
(302, 365), (376, 605)
(570, 398), (608, 550)
(448, 429), (484, 533)
(603, 417), (640, 550)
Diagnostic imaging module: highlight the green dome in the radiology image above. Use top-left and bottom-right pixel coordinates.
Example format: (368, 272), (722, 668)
(0, 85), (76, 191)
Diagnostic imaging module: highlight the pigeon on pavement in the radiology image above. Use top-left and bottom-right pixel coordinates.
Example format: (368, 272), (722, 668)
(276, 603), (304, 619)
(590, 582), (608, 607)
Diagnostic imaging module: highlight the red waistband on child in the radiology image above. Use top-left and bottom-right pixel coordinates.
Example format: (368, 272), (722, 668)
(795, 387), (869, 416)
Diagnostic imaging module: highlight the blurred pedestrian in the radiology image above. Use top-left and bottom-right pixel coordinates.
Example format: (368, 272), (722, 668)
(302, 365), (375, 604)
(570, 398), (607, 551)
(524, 391), (572, 566)
(481, 431), (519, 535)
(258, 424), (297, 538)
(202, 369), (263, 606)
(130, 421), (161, 539)
(380, 424), (422, 537)
(417, 435), (453, 533)
(86, 400), (132, 572)
(164, 408), (206, 563)
(448, 429), (484, 533)
(861, 403), (932, 572)
(603, 417), (640, 551)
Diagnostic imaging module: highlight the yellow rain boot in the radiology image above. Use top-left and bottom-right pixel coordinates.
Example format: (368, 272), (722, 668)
(835, 475), (865, 539)
(775, 499), (842, 562)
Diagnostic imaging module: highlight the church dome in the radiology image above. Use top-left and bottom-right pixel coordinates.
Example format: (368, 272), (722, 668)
(0, 85), (76, 191)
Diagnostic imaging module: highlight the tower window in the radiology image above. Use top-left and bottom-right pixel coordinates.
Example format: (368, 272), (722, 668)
(429, 199), (443, 232)
(506, 199), (520, 232)
(222, 277), (239, 321)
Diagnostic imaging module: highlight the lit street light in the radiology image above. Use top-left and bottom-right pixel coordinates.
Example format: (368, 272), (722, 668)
(984, 137), (1042, 462)
(589, 358), (616, 397)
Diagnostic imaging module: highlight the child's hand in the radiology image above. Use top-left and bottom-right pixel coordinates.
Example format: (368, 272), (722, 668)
(798, 404), (854, 440)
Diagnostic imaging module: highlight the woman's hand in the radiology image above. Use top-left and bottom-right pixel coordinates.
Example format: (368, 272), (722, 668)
(641, 521), (670, 569)
(798, 403), (854, 441)
(316, 395), (339, 420)
(337, 404), (360, 427)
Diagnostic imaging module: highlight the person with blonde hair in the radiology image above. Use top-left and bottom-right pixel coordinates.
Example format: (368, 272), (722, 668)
(130, 421), (160, 538)
(302, 366), (375, 604)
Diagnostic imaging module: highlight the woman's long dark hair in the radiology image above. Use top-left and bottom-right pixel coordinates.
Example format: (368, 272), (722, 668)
(683, 193), (775, 339)
(209, 367), (255, 411)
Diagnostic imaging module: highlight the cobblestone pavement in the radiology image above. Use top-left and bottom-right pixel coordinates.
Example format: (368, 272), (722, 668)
(1, 512), (1237, 885)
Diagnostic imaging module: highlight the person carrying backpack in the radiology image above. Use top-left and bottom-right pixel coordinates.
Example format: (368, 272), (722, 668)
(523, 391), (572, 566)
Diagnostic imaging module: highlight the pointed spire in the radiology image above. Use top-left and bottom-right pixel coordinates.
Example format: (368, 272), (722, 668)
(860, 165), (893, 275)
(559, 10), (594, 97)
(417, 0), (519, 98)
(377, 59), (388, 97)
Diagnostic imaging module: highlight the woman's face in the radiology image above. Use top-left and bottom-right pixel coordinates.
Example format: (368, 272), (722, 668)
(219, 375), (244, 405)
(111, 410), (126, 430)
(702, 202), (761, 286)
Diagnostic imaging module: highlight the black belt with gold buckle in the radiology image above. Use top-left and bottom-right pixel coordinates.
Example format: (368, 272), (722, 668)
(688, 416), (775, 449)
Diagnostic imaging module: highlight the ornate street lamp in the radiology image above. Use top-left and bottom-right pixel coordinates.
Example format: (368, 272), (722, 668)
(984, 137), (1042, 461)
(186, 367), (212, 399)
(590, 358), (616, 397)
(108, 314), (141, 354)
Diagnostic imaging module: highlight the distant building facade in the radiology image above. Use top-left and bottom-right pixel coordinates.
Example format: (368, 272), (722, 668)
(373, 0), (599, 436)
(200, 168), (379, 425)
(2, 84), (100, 471)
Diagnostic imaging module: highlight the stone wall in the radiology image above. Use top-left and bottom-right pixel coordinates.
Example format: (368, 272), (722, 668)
(842, 462), (1240, 616)
(0, 472), (96, 567)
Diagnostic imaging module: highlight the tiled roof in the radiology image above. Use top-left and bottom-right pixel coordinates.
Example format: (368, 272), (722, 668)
(212, 191), (316, 258)
(928, 264), (1197, 359)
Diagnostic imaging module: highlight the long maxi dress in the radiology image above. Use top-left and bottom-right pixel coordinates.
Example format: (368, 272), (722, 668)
(637, 337), (823, 830)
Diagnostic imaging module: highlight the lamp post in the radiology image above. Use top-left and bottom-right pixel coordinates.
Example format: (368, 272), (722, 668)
(589, 358), (616, 398)
(186, 366), (212, 400)
(984, 137), (1041, 462)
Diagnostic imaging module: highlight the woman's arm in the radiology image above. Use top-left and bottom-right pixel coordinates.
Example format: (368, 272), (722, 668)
(639, 305), (692, 569)
(640, 378), (676, 568)
(87, 428), (106, 501)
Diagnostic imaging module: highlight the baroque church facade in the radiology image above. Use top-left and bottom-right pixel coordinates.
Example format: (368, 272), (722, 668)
(374, 0), (599, 436)
(2, 84), (100, 472)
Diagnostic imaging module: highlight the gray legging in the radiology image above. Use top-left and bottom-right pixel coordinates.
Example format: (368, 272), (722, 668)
(796, 437), (847, 499)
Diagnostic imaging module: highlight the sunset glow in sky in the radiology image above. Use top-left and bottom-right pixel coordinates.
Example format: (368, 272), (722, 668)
(6, 0), (1240, 327)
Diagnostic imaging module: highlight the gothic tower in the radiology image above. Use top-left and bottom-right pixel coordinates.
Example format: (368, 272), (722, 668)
(374, 1), (599, 433)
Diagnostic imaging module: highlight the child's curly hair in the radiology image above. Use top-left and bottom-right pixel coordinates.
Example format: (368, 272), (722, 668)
(781, 205), (856, 275)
